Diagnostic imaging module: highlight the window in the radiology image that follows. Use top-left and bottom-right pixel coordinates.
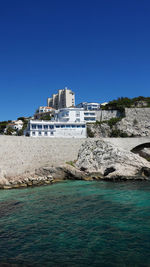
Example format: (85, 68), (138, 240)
(32, 124), (36, 129)
(49, 125), (54, 129)
(32, 132), (35, 136)
(62, 111), (69, 117)
(44, 125), (48, 129)
(38, 125), (42, 129)
(44, 132), (48, 136)
(66, 125), (71, 128)
(39, 131), (42, 136)
(61, 125), (65, 128)
(82, 125), (85, 128)
(56, 125), (60, 128)
(71, 125), (75, 128)
(76, 111), (80, 117)
(77, 125), (81, 128)
(51, 132), (54, 135)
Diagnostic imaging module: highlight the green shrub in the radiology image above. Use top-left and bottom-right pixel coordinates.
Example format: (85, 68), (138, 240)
(40, 114), (52, 120)
(110, 129), (129, 137)
(6, 127), (15, 135)
(107, 117), (122, 128)
(87, 127), (94, 138)
(102, 96), (150, 111)
(66, 161), (75, 167)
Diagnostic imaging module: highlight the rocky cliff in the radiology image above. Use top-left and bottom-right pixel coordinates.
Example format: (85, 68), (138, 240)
(87, 108), (150, 138)
(116, 108), (150, 137)
(76, 139), (150, 180)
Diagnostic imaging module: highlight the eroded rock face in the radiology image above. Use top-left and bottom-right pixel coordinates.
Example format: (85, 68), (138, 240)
(87, 123), (111, 138)
(116, 108), (150, 137)
(87, 108), (150, 138)
(139, 147), (150, 160)
(76, 139), (150, 179)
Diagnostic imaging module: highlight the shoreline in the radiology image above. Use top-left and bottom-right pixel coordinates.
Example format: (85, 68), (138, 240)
(0, 136), (150, 189)
(1, 164), (150, 190)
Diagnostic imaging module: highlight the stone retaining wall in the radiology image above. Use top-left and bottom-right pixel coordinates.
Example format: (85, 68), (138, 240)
(116, 108), (150, 136)
(95, 110), (122, 121)
(0, 136), (85, 177)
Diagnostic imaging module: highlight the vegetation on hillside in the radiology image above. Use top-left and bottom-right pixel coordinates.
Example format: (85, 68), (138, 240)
(39, 114), (52, 120)
(87, 127), (95, 138)
(0, 117), (30, 136)
(95, 117), (123, 128)
(102, 96), (150, 111)
(17, 118), (29, 136)
(0, 121), (11, 134)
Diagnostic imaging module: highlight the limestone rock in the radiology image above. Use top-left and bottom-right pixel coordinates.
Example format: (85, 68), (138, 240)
(0, 168), (6, 179)
(36, 164), (86, 181)
(139, 147), (150, 160)
(76, 139), (150, 179)
(87, 123), (111, 138)
(116, 108), (150, 137)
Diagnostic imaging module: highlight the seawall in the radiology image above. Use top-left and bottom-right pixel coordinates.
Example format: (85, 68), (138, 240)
(0, 136), (85, 177)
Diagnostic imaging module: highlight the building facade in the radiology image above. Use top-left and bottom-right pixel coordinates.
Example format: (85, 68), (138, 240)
(38, 106), (54, 113)
(26, 120), (87, 138)
(76, 102), (100, 110)
(7, 120), (24, 131)
(54, 108), (96, 123)
(34, 106), (55, 119)
(47, 87), (75, 109)
(25, 108), (97, 138)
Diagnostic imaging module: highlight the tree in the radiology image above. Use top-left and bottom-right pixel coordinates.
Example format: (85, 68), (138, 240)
(6, 127), (15, 135)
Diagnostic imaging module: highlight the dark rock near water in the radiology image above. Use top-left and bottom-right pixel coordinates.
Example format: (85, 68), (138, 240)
(141, 167), (150, 177)
(104, 167), (116, 176)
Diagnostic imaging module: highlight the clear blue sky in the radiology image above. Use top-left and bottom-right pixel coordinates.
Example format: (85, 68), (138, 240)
(0, 0), (150, 120)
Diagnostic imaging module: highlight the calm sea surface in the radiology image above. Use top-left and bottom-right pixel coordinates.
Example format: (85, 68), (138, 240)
(0, 180), (150, 267)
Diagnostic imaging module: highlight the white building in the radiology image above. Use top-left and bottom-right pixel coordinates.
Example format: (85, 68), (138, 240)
(34, 106), (55, 119)
(38, 106), (54, 113)
(7, 120), (24, 131)
(76, 102), (100, 110)
(54, 108), (96, 123)
(26, 120), (87, 138)
(26, 107), (97, 138)
(47, 87), (75, 109)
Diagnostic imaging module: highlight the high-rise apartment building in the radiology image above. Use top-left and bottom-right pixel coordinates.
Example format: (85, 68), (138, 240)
(47, 87), (75, 109)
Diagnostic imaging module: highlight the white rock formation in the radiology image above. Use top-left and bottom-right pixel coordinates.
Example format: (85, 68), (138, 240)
(116, 108), (150, 137)
(76, 139), (150, 178)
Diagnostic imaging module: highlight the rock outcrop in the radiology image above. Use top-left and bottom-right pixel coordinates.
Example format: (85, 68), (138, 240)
(76, 139), (150, 180)
(87, 123), (111, 138)
(87, 108), (150, 138)
(116, 108), (150, 137)
(1, 138), (150, 189)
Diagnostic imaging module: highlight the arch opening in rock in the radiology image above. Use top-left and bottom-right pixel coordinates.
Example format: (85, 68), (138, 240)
(131, 143), (150, 162)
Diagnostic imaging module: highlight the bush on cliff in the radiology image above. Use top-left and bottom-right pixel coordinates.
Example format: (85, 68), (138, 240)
(110, 129), (129, 137)
(102, 96), (150, 111)
(87, 127), (94, 138)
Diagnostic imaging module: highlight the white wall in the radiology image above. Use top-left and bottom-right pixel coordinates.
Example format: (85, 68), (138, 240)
(27, 120), (87, 138)
(55, 108), (96, 123)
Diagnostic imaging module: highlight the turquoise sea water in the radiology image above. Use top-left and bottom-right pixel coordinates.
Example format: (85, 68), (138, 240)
(0, 180), (150, 267)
